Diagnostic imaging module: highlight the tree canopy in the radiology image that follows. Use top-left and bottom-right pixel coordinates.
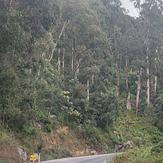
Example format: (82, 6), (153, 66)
(0, 0), (163, 134)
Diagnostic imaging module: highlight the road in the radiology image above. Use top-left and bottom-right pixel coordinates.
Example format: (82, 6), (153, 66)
(40, 153), (120, 163)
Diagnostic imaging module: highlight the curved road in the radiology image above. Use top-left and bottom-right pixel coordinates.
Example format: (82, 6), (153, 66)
(40, 153), (120, 163)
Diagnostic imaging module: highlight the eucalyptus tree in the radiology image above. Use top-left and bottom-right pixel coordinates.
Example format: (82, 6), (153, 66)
(60, 0), (108, 87)
(131, 0), (163, 109)
(0, 0), (63, 131)
(118, 16), (145, 112)
(57, 0), (97, 77)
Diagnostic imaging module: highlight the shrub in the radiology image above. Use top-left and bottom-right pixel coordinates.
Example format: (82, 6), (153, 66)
(41, 146), (72, 161)
(151, 142), (163, 154)
(76, 124), (112, 151)
(22, 123), (36, 135)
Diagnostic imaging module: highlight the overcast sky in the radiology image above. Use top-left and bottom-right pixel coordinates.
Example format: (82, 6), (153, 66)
(120, 0), (139, 17)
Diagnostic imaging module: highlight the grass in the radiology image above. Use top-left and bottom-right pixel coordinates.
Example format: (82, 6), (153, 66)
(114, 147), (163, 163)
(112, 110), (163, 163)
(112, 111), (162, 146)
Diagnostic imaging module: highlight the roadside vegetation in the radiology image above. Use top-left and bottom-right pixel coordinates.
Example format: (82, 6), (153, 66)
(113, 111), (163, 163)
(0, 0), (163, 162)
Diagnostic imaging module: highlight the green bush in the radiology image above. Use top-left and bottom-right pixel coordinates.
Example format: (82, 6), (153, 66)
(41, 146), (72, 161)
(35, 110), (47, 122)
(42, 118), (54, 133)
(44, 123), (52, 133)
(151, 135), (162, 144)
(76, 124), (112, 151)
(114, 147), (163, 163)
(134, 137), (141, 147)
(22, 123), (36, 135)
(151, 142), (163, 154)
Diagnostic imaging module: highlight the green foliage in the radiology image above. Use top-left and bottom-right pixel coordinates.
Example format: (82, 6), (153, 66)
(76, 124), (113, 151)
(22, 123), (36, 135)
(0, 0), (163, 159)
(153, 91), (163, 131)
(90, 76), (120, 129)
(41, 146), (72, 161)
(35, 110), (47, 123)
(44, 123), (53, 133)
(113, 111), (163, 162)
(115, 147), (163, 163)
(151, 142), (163, 154)
(113, 111), (163, 146)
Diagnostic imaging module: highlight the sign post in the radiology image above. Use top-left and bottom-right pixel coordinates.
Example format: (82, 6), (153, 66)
(30, 154), (37, 162)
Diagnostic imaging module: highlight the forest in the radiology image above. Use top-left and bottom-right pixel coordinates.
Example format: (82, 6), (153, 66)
(0, 0), (163, 162)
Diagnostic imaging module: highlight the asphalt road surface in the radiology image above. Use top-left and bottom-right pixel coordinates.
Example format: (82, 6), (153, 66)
(40, 153), (120, 163)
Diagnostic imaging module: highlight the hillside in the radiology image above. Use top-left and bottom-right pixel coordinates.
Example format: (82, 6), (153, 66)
(113, 111), (163, 163)
(0, 122), (113, 162)
(1, 110), (163, 162)
(0, 0), (163, 162)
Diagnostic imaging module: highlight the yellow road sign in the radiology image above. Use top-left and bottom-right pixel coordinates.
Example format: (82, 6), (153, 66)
(30, 154), (37, 161)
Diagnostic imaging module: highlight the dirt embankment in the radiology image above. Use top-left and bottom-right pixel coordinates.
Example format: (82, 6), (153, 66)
(0, 137), (21, 163)
(0, 126), (98, 162)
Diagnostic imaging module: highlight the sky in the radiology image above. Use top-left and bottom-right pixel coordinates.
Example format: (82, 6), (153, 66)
(120, 0), (139, 17)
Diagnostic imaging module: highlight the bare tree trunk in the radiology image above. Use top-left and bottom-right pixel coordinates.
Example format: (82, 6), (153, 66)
(126, 93), (131, 110)
(71, 46), (74, 71)
(151, 77), (154, 94)
(29, 68), (32, 74)
(136, 69), (142, 115)
(126, 55), (131, 110)
(49, 47), (56, 62)
(154, 55), (158, 94)
(154, 75), (157, 94)
(146, 54), (150, 109)
(76, 60), (80, 75)
(87, 79), (90, 101)
(49, 21), (69, 62)
(38, 65), (41, 76)
(75, 58), (81, 79)
(62, 48), (65, 75)
(91, 74), (95, 84)
(37, 52), (46, 76)
(58, 48), (61, 75)
(126, 55), (129, 93)
(116, 54), (120, 99)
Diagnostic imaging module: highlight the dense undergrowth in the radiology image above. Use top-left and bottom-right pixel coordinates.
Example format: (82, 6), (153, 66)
(113, 111), (163, 163)
(0, 110), (163, 163)
(0, 0), (163, 162)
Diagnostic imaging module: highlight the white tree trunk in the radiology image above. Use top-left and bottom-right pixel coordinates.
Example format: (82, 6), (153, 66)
(116, 55), (120, 98)
(75, 58), (81, 78)
(91, 74), (95, 84)
(38, 65), (41, 76)
(126, 55), (129, 92)
(77, 59), (80, 74)
(29, 68), (32, 74)
(87, 79), (90, 101)
(62, 48), (65, 75)
(49, 21), (69, 63)
(125, 54), (131, 110)
(126, 92), (131, 110)
(146, 54), (150, 109)
(154, 75), (157, 94)
(49, 47), (56, 62)
(154, 56), (158, 94)
(58, 48), (61, 74)
(136, 69), (142, 115)
(71, 46), (74, 71)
